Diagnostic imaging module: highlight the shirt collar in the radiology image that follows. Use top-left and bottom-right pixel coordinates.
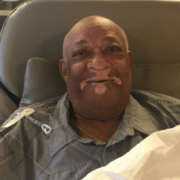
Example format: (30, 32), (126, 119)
(51, 94), (114, 145)
(129, 95), (158, 135)
(107, 95), (158, 146)
(106, 99), (135, 146)
(50, 93), (158, 150)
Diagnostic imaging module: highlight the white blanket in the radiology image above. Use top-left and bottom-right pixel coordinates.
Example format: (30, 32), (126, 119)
(83, 125), (180, 180)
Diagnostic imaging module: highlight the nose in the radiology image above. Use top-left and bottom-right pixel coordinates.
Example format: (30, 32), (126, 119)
(87, 51), (110, 71)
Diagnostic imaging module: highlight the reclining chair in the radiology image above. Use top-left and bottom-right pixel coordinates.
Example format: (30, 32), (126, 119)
(1, 0), (180, 126)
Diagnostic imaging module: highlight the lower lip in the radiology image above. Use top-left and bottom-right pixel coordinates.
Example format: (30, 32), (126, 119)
(80, 80), (110, 89)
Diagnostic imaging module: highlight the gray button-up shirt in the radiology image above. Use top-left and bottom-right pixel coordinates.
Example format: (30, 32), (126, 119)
(1, 90), (180, 180)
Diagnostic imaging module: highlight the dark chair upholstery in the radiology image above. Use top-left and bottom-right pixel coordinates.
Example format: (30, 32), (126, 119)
(1, 0), (180, 125)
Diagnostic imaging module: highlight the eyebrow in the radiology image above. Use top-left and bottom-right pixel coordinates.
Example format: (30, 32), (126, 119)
(102, 36), (120, 43)
(74, 36), (120, 45)
(75, 40), (88, 45)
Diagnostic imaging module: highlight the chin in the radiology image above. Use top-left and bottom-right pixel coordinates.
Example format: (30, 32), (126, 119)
(67, 80), (132, 113)
(83, 86), (131, 109)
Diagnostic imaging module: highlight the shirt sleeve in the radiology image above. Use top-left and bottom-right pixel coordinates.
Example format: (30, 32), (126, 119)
(0, 107), (35, 180)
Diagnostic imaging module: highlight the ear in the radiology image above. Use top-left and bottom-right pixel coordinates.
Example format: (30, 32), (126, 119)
(59, 59), (68, 83)
(127, 51), (133, 70)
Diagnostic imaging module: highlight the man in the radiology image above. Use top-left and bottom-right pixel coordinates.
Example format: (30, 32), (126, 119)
(59, 15), (133, 143)
(1, 16), (180, 180)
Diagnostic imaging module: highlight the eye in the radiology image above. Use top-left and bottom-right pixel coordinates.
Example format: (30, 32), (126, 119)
(73, 51), (85, 57)
(110, 47), (118, 52)
(105, 46), (125, 59)
(108, 46), (122, 52)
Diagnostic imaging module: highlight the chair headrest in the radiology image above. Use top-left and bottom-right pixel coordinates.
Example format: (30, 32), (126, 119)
(0, 0), (180, 99)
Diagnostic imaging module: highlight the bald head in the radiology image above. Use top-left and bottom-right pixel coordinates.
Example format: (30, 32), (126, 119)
(63, 16), (129, 60)
(59, 15), (133, 117)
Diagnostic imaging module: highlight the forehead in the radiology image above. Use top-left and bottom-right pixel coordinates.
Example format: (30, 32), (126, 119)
(71, 24), (122, 45)
(63, 22), (126, 60)
(68, 24), (122, 46)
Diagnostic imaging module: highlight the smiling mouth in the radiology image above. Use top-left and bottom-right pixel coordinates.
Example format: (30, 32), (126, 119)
(87, 79), (114, 83)
(80, 76), (122, 90)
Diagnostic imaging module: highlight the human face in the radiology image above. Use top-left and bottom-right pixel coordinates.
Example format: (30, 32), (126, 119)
(60, 25), (132, 111)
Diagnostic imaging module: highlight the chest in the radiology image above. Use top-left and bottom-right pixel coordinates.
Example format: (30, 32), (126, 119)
(16, 130), (145, 180)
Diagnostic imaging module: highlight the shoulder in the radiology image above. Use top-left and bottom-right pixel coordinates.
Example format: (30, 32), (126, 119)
(131, 89), (180, 103)
(0, 93), (70, 153)
(1, 93), (69, 130)
(131, 89), (180, 129)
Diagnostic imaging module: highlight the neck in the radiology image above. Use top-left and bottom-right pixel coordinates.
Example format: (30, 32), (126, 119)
(70, 110), (123, 142)
(68, 96), (129, 142)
